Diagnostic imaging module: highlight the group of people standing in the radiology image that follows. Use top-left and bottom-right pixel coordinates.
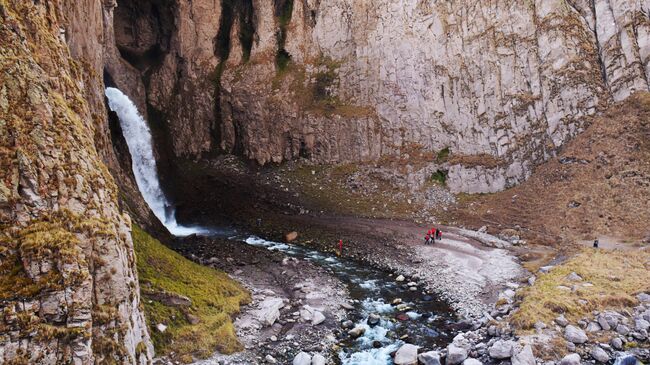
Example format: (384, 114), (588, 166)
(424, 227), (442, 245)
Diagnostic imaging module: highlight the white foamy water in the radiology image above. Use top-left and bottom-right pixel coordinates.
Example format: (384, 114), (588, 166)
(105, 87), (209, 237)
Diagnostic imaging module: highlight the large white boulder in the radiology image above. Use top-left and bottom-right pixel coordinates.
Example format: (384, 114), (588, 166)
(394, 344), (419, 365)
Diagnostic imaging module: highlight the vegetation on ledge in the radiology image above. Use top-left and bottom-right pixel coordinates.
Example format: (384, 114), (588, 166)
(132, 225), (250, 363)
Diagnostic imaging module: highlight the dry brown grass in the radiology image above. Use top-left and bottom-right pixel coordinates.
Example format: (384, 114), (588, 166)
(450, 92), (650, 242)
(511, 247), (650, 330)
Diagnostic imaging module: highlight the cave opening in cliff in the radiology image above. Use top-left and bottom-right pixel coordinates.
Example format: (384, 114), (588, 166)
(113, 0), (174, 72)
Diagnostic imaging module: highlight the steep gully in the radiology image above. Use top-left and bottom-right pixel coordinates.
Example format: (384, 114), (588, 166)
(106, 88), (461, 363)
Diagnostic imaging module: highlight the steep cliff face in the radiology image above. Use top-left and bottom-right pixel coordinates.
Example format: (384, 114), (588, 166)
(218, 0), (650, 191)
(123, 0), (649, 192)
(0, 1), (152, 363)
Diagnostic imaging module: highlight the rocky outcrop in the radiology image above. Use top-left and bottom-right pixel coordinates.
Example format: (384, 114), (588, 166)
(0, 1), (152, 363)
(122, 0), (646, 193)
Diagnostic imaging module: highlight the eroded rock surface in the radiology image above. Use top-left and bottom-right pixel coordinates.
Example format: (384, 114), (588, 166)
(0, 1), (152, 363)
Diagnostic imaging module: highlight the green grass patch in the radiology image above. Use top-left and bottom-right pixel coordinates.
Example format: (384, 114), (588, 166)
(132, 225), (250, 363)
(431, 169), (448, 185)
(436, 147), (450, 162)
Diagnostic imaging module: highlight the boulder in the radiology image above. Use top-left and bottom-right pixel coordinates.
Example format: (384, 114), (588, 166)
(488, 340), (515, 359)
(446, 344), (468, 365)
(463, 359), (482, 365)
(559, 353), (581, 365)
(293, 352), (311, 365)
(586, 322), (601, 332)
(616, 324), (630, 335)
(258, 298), (284, 326)
(564, 325), (588, 344)
(156, 323), (167, 333)
(396, 275), (405, 282)
(555, 315), (569, 327)
(312, 311), (326, 325)
(597, 315), (611, 331)
(512, 345), (536, 365)
(637, 293), (650, 303)
(348, 326), (365, 338)
(418, 351), (441, 365)
(367, 313), (381, 327)
(394, 344), (419, 365)
(610, 337), (623, 350)
(265, 355), (278, 364)
(635, 318), (650, 331)
(590, 346), (609, 363)
(285, 231), (298, 242)
(566, 272), (583, 281)
(311, 354), (326, 365)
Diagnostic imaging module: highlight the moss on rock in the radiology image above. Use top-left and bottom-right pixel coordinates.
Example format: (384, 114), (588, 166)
(132, 225), (250, 363)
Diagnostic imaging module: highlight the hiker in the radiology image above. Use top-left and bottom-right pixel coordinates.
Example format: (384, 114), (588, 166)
(429, 228), (436, 242)
(436, 228), (442, 241)
(256, 218), (262, 227)
(593, 239), (599, 248)
(424, 234), (431, 245)
(338, 239), (343, 255)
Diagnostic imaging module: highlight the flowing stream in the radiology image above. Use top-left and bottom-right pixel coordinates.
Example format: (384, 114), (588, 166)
(107, 87), (457, 363)
(244, 237), (457, 364)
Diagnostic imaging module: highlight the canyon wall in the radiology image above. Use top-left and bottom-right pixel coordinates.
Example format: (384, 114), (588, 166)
(117, 0), (649, 192)
(0, 1), (152, 363)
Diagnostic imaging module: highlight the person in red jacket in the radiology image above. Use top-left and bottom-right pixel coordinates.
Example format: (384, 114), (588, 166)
(424, 234), (431, 245)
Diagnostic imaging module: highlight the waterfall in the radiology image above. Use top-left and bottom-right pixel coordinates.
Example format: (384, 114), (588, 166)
(105, 87), (209, 236)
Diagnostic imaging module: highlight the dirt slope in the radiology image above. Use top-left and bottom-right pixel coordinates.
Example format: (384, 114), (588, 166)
(452, 93), (650, 244)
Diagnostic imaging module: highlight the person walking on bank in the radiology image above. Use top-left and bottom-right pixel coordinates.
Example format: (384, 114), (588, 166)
(436, 228), (442, 241)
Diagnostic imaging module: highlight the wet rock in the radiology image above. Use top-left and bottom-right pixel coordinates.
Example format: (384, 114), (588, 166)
(373, 341), (383, 348)
(396, 313), (410, 321)
(348, 326), (366, 338)
(293, 352), (311, 365)
(559, 353), (581, 365)
(488, 340), (515, 359)
(341, 320), (354, 329)
(394, 343), (419, 365)
(446, 344), (469, 365)
(285, 231), (298, 242)
(418, 351), (441, 365)
(565, 325), (588, 344)
(311, 354), (326, 365)
(512, 345), (535, 365)
(590, 346), (609, 363)
(368, 313), (381, 327)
